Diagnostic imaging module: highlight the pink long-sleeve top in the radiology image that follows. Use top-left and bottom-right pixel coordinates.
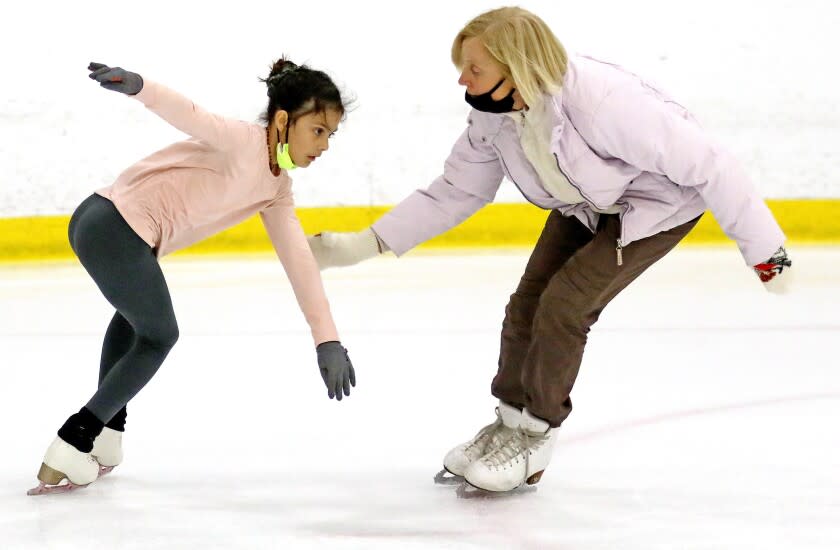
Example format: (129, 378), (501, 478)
(96, 79), (339, 345)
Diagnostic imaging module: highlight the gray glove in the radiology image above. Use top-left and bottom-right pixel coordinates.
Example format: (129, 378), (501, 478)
(88, 62), (144, 95)
(316, 341), (356, 401)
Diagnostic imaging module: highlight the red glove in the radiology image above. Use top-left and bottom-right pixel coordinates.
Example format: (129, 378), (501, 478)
(753, 246), (792, 292)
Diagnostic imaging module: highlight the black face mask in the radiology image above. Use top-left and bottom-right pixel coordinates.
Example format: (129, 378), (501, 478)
(465, 79), (516, 113)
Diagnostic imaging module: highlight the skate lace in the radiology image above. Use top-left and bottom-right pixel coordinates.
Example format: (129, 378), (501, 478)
(481, 428), (547, 471)
(465, 417), (504, 454)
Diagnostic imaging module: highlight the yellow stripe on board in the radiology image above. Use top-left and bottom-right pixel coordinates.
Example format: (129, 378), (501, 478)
(1, 200), (838, 263)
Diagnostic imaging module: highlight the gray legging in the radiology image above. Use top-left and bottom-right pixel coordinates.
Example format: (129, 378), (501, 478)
(68, 194), (179, 424)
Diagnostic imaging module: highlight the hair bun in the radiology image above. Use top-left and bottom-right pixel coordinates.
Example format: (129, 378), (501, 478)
(279, 61), (298, 74)
(265, 59), (300, 95)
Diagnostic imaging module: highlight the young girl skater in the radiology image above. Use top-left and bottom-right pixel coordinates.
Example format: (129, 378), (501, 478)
(307, 7), (792, 493)
(28, 58), (357, 495)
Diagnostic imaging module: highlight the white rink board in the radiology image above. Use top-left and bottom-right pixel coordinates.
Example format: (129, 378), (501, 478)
(2, 0), (839, 218)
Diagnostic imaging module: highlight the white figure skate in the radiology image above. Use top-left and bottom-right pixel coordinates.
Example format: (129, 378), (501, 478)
(91, 427), (123, 476)
(27, 437), (101, 496)
(435, 401), (521, 484)
(463, 408), (557, 492)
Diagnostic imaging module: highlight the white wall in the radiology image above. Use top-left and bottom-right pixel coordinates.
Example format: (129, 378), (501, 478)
(2, 0), (838, 217)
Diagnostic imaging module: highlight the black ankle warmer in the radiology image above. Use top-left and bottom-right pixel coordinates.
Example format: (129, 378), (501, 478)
(57, 407), (105, 453)
(106, 407), (127, 432)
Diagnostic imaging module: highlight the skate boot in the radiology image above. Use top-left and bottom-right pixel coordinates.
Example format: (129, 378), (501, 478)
(27, 407), (104, 496)
(92, 407), (126, 476)
(440, 401), (522, 478)
(92, 428), (123, 476)
(463, 407), (557, 492)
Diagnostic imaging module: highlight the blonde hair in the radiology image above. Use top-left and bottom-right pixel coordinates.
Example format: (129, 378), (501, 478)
(451, 6), (568, 107)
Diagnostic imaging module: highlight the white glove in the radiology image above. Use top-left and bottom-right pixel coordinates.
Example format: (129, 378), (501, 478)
(753, 246), (792, 295)
(307, 228), (382, 270)
(762, 269), (793, 294)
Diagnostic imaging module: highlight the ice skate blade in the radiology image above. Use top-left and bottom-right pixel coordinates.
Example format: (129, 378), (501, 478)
(27, 481), (87, 496)
(456, 480), (538, 499)
(434, 469), (464, 485)
(26, 462), (112, 496)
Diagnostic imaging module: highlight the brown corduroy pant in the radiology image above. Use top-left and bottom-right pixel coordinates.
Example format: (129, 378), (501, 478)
(491, 211), (702, 427)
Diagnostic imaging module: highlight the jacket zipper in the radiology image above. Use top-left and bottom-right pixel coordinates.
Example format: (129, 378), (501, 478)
(551, 151), (602, 212)
(616, 200), (628, 266)
(550, 142), (632, 266)
(553, 151), (627, 266)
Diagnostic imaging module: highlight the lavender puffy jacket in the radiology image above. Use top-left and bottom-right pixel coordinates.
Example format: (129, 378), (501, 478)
(372, 55), (785, 266)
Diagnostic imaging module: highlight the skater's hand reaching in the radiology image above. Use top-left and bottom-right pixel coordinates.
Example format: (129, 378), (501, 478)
(753, 246), (792, 294)
(307, 228), (383, 270)
(88, 62), (144, 95)
(316, 341), (356, 400)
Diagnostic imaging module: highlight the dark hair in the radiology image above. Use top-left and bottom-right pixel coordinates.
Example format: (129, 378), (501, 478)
(259, 57), (348, 126)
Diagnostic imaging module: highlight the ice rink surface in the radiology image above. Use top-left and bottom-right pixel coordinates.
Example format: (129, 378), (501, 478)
(1, 246), (838, 549)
